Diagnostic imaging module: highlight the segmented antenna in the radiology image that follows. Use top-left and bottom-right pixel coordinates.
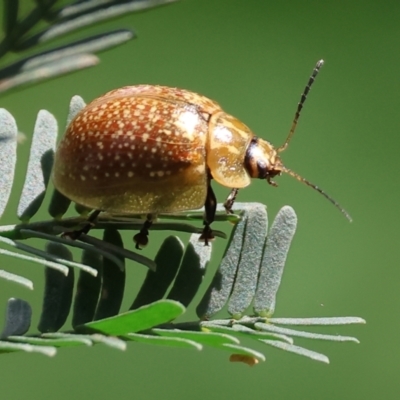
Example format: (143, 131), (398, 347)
(275, 60), (352, 221)
(278, 59), (324, 153)
(281, 166), (352, 222)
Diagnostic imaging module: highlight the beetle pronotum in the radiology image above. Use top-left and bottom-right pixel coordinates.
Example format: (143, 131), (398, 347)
(53, 60), (351, 248)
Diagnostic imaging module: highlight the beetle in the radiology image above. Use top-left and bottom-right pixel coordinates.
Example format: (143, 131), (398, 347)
(53, 60), (351, 248)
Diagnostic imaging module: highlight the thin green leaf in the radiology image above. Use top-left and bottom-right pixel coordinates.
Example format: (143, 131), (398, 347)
(203, 323), (293, 344)
(48, 189), (71, 219)
(0, 234), (94, 275)
(0, 341), (56, 356)
(0, 1), (54, 58)
(0, 54), (99, 93)
(8, 335), (91, 348)
(131, 236), (184, 310)
(41, 332), (126, 350)
(58, 0), (117, 18)
(160, 210), (240, 223)
(37, 243), (74, 333)
(19, 229), (116, 275)
(0, 269), (33, 289)
(167, 234), (211, 307)
(228, 203), (268, 318)
(3, 0), (19, 36)
(15, 0), (175, 50)
(94, 229), (125, 320)
(89, 334), (126, 351)
(66, 95), (86, 126)
(95, 219), (226, 239)
(72, 250), (102, 328)
(17, 110), (57, 222)
(82, 300), (185, 335)
(269, 317), (366, 326)
(255, 322), (360, 343)
(78, 233), (155, 271)
(152, 328), (240, 347)
(254, 206), (297, 317)
(0, 298), (32, 338)
(260, 339), (330, 364)
(59, 0), (171, 18)
(0, 247), (68, 275)
(125, 332), (202, 350)
(21, 30), (134, 72)
(196, 210), (246, 319)
(0, 109), (17, 219)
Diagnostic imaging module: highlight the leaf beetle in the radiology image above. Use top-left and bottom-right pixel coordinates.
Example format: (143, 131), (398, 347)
(53, 60), (351, 248)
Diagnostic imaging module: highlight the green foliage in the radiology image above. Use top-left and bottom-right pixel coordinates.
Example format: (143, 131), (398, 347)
(0, 0), (364, 366)
(0, 0), (177, 93)
(0, 104), (364, 362)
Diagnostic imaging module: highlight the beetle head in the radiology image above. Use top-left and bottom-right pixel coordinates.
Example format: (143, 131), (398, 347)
(244, 137), (283, 186)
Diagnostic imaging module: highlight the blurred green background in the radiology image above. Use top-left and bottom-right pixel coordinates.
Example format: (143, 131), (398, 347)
(0, 0), (398, 399)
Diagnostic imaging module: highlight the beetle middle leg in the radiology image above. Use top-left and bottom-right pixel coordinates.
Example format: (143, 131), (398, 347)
(133, 214), (153, 250)
(62, 209), (101, 240)
(200, 180), (217, 245)
(223, 188), (239, 214)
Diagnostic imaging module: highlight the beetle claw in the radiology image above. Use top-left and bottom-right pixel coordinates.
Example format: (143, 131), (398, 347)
(199, 225), (215, 246)
(133, 217), (153, 250)
(133, 232), (149, 249)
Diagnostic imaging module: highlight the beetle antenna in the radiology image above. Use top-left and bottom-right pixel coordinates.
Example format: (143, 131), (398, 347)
(281, 166), (352, 222)
(278, 59), (324, 153)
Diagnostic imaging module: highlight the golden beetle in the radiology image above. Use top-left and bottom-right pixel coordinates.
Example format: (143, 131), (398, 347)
(53, 60), (351, 248)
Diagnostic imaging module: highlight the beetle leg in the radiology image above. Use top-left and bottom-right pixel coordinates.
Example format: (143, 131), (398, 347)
(200, 180), (217, 245)
(223, 188), (239, 214)
(133, 214), (153, 250)
(61, 209), (101, 240)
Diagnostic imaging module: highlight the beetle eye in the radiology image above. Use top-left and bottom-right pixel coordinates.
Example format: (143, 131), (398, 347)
(256, 160), (268, 179)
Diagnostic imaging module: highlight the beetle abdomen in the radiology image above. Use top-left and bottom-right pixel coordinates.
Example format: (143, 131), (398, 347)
(53, 91), (210, 214)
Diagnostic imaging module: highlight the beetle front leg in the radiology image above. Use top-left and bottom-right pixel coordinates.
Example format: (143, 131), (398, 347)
(223, 188), (239, 214)
(200, 180), (217, 245)
(133, 213), (153, 249)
